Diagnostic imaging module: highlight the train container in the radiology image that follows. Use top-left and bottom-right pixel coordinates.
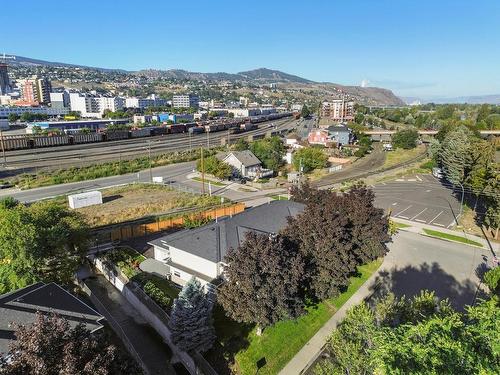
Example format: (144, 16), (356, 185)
(2, 136), (29, 150)
(241, 123), (257, 131)
(34, 135), (70, 148)
(168, 124), (186, 134)
(105, 130), (130, 141)
(72, 133), (104, 144)
(184, 122), (197, 131)
(204, 124), (219, 133)
(150, 126), (169, 136)
(131, 128), (152, 138)
(188, 126), (205, 134)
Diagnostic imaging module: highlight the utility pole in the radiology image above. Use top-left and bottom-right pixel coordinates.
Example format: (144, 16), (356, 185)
(200, 146), (205, 195)
(148, 140), (152, 183)
(207, 129), (210, 149)
(0, 129), (6, 166)
(227, 129), (230, 150)
(457, 182), (465, 223)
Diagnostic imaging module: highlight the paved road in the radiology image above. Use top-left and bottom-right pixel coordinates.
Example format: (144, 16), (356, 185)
(373, 174), (463, 228)
(0, 118), (297, 174)
(281, 230), (488, 375)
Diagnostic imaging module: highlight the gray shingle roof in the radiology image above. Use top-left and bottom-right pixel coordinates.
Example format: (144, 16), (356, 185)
(224, 150), (262, 167)
(327, 125), (350, 133)
(0, 282), (104, 354)
(149, 200), (304, 263)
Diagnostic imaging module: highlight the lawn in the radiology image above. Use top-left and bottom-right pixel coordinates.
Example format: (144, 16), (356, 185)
(212, 259), (382, 375)
(269, 194), (289, 201)
(383, 144), (426, 169)
(192, 176), (226, 186)
(394, 222), (411, 229)
(423, 229), (483, 247)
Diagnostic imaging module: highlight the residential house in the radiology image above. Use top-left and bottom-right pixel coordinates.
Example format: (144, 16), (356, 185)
(308, 125), (351, 147)
(220, 150), (273, 178)
(148, 200), (305, 290)
(0, 282), (104, 354)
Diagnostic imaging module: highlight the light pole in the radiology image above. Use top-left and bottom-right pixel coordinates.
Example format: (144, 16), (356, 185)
(147, 140), (152, 183)
(0, 129), (6, 166)
(457, 182), (465, 221)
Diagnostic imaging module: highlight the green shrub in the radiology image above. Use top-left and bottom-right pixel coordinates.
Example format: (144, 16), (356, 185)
(484, 267), (500, 294)
(143, 280), (172, 310)
(183, 214), (212, 228)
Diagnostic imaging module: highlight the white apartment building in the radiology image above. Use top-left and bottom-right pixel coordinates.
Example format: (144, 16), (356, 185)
(172, 94), (199, 108)
(49, 91), (70, 109)
(69, 93), (125, 118)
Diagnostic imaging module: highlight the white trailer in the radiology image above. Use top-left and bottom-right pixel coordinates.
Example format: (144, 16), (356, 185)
(68, 191), (103, 209)
(152, 176), (164, 184)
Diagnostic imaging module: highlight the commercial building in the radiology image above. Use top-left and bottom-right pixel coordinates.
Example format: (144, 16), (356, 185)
(0, 105), (69, 119)
(17, 77), (52, 105)
(321, 99), (354, 122)
(50, 90), (70, 109)
(0, 63), (11, 95)
(125, 94), (167, 109)
(172, 94), (199, 108)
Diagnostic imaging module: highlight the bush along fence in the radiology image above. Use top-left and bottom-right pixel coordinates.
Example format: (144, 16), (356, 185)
(92, 203), (246, 243)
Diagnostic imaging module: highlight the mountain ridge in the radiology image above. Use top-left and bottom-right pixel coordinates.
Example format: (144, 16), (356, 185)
(7, 55), (405, 105)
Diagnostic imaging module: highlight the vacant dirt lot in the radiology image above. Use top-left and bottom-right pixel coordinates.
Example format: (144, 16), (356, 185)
(71, 184), (221, 226)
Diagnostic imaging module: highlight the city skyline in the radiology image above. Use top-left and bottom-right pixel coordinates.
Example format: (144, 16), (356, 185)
(1, 0), (499, 98)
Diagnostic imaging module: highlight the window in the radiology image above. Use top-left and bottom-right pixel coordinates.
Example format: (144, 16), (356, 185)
(173, 271), (181, 278)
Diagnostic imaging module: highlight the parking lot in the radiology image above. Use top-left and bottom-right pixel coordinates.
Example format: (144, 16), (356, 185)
(373, 174), (462, 228)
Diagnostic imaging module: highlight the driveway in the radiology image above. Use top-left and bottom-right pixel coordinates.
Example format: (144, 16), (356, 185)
(280, 231), (489, 375)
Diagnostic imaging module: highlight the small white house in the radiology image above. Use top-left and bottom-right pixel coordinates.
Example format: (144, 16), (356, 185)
(221, 150), (273, 178)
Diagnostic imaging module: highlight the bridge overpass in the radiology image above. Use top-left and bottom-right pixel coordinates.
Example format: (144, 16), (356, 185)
(362, 129), (500, 141)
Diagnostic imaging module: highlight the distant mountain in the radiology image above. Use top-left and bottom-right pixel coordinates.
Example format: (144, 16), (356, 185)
(237, 68), (313, 83)
(8, 55), (127, 72)
(6, 54), (404, 105)
(426, 95), (500, 105)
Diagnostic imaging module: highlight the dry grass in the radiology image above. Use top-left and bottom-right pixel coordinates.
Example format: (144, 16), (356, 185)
(383, 145), (426, 169)
(68, 184), (221, 226)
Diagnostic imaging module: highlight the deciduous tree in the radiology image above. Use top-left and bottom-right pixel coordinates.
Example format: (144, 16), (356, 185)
(0, 313), (141, 375)
(218, 233), (305, 332)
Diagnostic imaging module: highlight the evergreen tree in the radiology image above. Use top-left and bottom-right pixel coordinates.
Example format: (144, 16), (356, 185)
(170, 277), (216, 353)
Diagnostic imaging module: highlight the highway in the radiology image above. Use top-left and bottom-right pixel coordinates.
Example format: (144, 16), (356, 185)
(0, 117), (298, 174)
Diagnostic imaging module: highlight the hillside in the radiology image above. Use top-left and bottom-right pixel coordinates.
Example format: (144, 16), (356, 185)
(6, 54), (404, 105)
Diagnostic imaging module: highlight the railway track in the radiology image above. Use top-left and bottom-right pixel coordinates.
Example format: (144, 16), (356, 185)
(2, 118), (297, 172)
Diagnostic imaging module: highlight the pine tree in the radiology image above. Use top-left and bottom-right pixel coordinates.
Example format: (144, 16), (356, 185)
(170, 277), (215, 353)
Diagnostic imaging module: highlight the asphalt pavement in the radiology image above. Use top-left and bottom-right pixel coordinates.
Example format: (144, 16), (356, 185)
(373, 174), (462, 228)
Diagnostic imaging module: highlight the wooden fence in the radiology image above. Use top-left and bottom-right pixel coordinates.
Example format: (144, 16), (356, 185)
(99, 203), (245, 242)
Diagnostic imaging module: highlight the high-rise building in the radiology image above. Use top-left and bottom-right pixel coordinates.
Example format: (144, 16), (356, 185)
(321, 98), (354, 122)
(69, 93), (125, 118)
(0, 64), (11, 95)
(17, 77), (52, 105)
(172, 94), (199, 108)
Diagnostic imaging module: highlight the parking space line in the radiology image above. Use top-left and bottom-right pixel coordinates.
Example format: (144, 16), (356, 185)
(398, 215), (410, 219)
(415, 219), (427, 223)
(394, 205), (412, 216)
(416, 175), (422, 181)
(411, 208), (427, 220)
(434, 223), (445, 227)
(447, 220), (457, 228)
(428, 210), (443, 224)
(392, 202), (397, 206)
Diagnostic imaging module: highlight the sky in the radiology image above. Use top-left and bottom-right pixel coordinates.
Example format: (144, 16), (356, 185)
(2, 0), (499, 98)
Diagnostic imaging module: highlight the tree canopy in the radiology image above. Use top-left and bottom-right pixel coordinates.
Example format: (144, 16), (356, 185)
(0, 313), (141, 375)
(392, 128), (419, 149)
(196, 155), (232, 180)
(292, 147), (328, 173)
(249, 136), (286, 171)
(0, 200), (89, 293)
(314, 292), (500, 375)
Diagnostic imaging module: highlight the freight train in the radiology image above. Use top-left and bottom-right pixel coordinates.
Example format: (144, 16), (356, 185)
(0, 112), (292, 151)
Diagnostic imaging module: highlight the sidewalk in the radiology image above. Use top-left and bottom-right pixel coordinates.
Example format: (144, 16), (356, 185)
(392, 217), (499, 255)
